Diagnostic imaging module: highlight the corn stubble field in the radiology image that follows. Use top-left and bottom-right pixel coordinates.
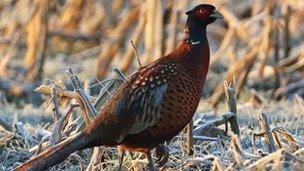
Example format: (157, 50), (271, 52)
(0, 0), (304, 170)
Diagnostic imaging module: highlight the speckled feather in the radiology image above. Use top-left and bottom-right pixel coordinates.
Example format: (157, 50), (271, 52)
(120, 51), (207, 150)
(126, 62), (178, 134)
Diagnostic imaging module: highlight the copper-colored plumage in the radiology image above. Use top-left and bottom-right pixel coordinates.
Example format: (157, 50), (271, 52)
(15, 4), (223, 171)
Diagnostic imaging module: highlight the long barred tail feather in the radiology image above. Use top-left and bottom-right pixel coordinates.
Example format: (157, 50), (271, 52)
(14, 131), (91, 171)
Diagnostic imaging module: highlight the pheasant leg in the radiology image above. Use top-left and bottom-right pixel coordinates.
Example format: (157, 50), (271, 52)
(117, 148), (125, 171)
(153, 143), (169, 167)
(146, 150), (155, 171)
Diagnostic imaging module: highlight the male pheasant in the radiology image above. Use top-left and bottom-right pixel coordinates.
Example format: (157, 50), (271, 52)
(15, 4), (223, 171)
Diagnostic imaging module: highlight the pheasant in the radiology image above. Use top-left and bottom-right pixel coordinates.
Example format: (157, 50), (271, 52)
(15, 4), (223, 171)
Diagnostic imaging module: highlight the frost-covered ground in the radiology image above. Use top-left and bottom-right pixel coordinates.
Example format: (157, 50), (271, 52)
(1, 94), (303, 170)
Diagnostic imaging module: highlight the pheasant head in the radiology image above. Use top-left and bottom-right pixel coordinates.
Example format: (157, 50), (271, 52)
(185, 4), (223, 27)
(169, 4), (223, 80)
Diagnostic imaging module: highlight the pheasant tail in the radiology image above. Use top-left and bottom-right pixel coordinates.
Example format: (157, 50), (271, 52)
(14, 132), (91, 171)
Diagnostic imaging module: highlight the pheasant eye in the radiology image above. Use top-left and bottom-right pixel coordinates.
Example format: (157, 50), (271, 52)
(196, 9), (207, 19)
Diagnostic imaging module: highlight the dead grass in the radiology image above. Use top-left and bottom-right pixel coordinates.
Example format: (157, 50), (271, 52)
(1, 88), (304, 170)
(0, 0), (303, 170)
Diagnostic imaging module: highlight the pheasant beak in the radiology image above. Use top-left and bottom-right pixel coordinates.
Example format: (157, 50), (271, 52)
(210, 10), (224, 20)
(185, 10), (192, 15)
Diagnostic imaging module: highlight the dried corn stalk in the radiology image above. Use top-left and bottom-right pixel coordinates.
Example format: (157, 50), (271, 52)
(23, 0), (48, 81)
(209, 39), (260, 107)
(94, 6), (140, 78)
(59, 0), (84, 32)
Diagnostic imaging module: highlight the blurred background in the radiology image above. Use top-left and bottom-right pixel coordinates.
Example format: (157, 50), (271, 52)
(0, 0), (304, 170)
(0, 0), (303, 107)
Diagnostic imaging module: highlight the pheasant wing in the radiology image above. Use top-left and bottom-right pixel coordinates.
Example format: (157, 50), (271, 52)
(125, 61), (178, 134)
